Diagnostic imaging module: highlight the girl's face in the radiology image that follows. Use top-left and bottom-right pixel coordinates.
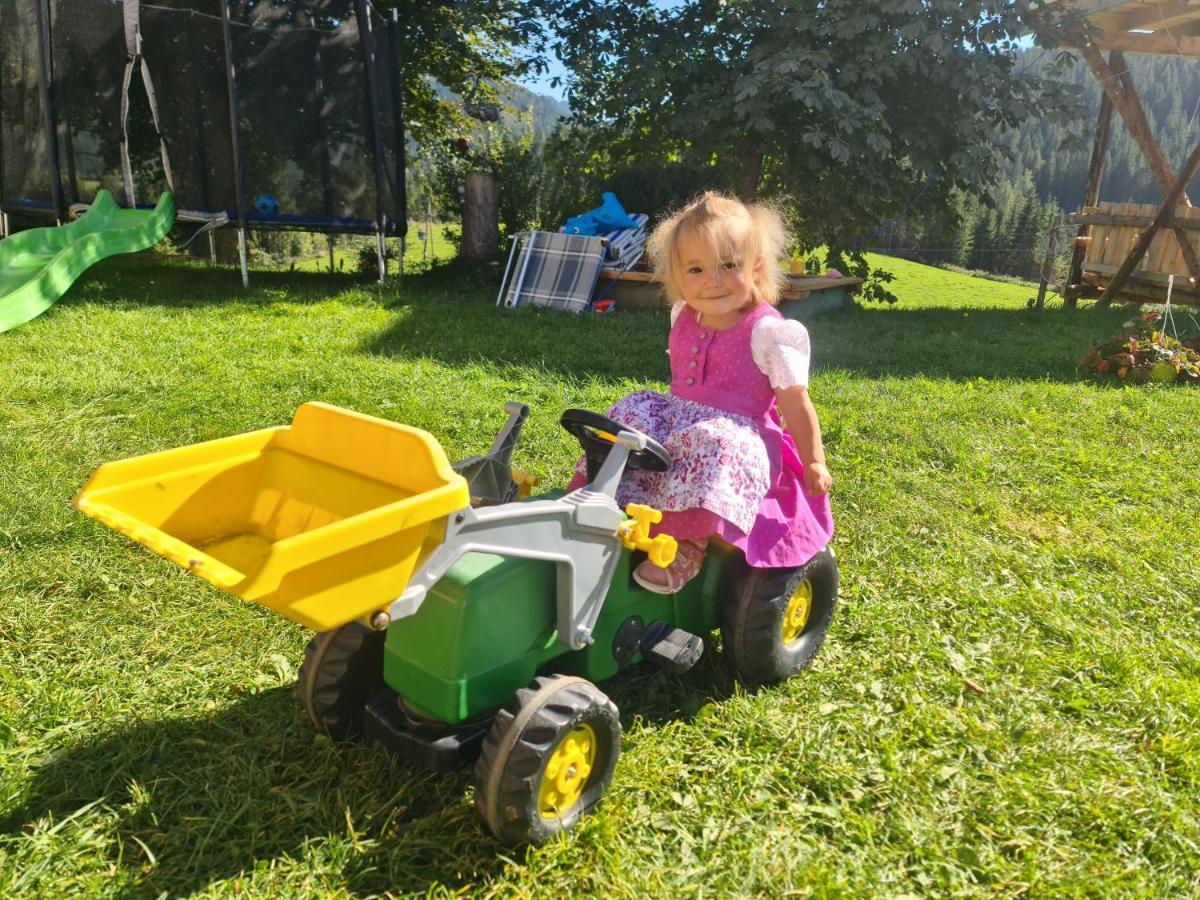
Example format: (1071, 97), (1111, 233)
(676, 227), (758, 327)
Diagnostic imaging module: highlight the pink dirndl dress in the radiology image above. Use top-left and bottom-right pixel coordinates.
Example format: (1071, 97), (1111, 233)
(571, 301), (834, 568)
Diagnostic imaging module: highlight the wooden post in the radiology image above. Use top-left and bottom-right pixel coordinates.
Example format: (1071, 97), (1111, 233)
(461, 171), (498, 260)
(1066, 89), (1113, 307)
(1098, 140), (1200, 306)
(1036, 222), (1060, 311)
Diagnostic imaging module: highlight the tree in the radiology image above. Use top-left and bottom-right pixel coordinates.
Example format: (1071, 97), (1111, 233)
(371, 0), (557, 145)
(545, 0), (1085, 299)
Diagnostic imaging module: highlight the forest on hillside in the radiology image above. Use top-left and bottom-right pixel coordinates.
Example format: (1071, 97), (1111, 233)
(876, 46), (1200, 282)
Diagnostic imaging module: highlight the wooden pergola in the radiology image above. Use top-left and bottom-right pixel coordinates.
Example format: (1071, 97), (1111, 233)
(1055, 1), (1200, 307)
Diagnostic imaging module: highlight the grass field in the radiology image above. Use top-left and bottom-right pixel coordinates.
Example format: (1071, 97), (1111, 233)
(289, 224), (461, 275)
(1, 253), (1198, 897)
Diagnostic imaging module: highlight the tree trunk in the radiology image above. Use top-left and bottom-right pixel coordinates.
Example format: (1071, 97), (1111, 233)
(737, 150), (764, 202)
(461, 171), (499, 260)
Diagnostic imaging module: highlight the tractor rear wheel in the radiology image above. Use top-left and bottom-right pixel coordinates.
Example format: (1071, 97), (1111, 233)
(297, 622), (387, 740)
(721, 547), (838, 684)
(473, 675), (621, 845)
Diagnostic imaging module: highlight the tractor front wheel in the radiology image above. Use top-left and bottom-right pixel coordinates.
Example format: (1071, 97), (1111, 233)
(297, 622), (387, 740)
(473, 675), (621, 845)
(722, 547), (839, 684)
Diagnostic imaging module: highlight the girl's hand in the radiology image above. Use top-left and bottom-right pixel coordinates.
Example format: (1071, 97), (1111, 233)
(806, 462), (833, 496)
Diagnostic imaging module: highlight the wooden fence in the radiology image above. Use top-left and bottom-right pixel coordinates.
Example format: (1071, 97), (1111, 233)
(1073, 202), (1200, 303)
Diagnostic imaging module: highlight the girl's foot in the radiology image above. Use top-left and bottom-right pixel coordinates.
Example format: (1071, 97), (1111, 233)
(633, 538), (708, 595)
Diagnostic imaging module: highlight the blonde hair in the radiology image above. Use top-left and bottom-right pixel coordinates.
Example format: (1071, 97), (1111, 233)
(646, 191), (788, 307)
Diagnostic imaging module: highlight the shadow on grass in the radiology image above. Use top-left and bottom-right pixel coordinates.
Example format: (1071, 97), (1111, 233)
(361, 265), (673, 384)
(69, 254), (384, 311)
(808, 303), (1150, 383)
(70, 255), (1170, 387)
(602, 641), (744, 727)
(365, 289), (1153, 386)
(1, 686), (509, 896)
(2, 659), (744, 895)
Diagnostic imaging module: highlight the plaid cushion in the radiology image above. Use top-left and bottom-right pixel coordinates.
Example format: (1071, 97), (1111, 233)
(502, 232), (607, 312)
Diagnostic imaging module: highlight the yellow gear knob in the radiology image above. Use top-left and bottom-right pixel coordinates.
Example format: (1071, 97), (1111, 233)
(645, 533), (677, 568)
(619, 504), (676, 568)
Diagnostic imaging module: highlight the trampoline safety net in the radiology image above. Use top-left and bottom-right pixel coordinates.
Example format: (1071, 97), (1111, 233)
(0, 0), (405, 235)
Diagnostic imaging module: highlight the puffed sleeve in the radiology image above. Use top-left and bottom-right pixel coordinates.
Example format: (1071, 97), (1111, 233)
(750, 317), (811, 389)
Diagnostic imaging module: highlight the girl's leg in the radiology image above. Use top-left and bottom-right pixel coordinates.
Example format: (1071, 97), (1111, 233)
(633, 537), (709, 595)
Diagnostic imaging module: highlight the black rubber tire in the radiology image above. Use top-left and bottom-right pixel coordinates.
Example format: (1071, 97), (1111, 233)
(297, 622), (387, 740)
(473, 675), (621, 846)
(721, 547), (839, 684)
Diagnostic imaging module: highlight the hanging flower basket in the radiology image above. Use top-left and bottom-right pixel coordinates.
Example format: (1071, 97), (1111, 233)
(1078, 311), (1200, 384)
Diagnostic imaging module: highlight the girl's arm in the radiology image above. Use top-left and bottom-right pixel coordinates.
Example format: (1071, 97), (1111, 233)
(775, 384), (833, 496)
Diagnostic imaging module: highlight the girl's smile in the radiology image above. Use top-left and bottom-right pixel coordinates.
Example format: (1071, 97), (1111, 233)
(676, 229), (759, 329)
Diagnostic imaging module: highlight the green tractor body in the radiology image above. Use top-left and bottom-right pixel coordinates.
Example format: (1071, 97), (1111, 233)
(383, 530), (734, 724)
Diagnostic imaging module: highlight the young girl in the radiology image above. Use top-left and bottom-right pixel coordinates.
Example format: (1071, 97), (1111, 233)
(573, 192), (834, 593)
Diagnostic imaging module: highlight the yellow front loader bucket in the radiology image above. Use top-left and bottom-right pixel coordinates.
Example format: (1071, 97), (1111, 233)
(75, 403), (470, 631)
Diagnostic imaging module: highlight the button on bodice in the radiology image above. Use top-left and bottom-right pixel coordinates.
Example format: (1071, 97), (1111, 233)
(668, 303), (780, 419)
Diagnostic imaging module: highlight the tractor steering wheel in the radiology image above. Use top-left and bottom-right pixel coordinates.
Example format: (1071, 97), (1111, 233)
(559, 409), (671, 475)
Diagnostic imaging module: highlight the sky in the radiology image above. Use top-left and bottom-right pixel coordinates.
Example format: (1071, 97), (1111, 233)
(515, 1), (682, 102)
(517, 55), (569, 102)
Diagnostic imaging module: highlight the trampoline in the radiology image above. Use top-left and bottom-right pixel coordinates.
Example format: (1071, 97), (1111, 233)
(0, 0), (407, 283)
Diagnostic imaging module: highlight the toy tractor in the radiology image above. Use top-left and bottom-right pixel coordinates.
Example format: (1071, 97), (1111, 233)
(75, 401), (838, 845)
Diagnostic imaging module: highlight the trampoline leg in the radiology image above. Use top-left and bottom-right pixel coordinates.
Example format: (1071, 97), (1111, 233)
(238, 227), (250, 287)
(376, 231), (386, 285)
(0, 213), (7, 239)
(327, 235), (336, 273)
(208, 231), (217, 266)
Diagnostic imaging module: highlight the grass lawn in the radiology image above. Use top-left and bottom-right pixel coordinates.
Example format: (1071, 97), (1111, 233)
(1, 252), (1198, 897)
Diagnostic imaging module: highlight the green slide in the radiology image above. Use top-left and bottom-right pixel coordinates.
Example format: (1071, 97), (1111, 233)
(0, 190), (175, 334)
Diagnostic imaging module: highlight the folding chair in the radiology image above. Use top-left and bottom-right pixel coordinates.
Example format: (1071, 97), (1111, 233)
(496, 231), (608, 312)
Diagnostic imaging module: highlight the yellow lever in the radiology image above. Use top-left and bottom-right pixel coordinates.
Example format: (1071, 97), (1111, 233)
(619, 503), (677, 568)
(511, 468), (541, 499)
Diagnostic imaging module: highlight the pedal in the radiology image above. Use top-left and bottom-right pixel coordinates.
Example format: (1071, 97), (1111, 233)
(641, 622), (704, 674)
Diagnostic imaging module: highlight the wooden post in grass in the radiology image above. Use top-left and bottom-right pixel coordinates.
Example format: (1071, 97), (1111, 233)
(462, 171), (499, 260)
(1035, 222), (1060, 312)
(1066, 89), (1113, 308)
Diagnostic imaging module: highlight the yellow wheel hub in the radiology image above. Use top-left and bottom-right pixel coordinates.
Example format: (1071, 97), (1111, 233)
(782, 578), (813, 644)
(539, 723), (597, 819)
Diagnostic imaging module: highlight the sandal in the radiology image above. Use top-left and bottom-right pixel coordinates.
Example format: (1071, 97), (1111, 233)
(633, 538), (708, 595)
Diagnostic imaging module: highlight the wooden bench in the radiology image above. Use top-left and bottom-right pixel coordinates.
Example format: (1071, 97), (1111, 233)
(595, 267), (863, 319)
